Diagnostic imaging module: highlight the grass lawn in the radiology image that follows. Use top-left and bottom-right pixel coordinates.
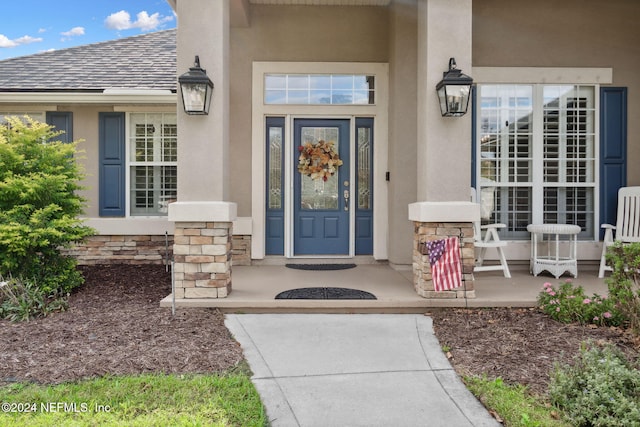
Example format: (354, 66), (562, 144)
(0, 366), (267, 426)
(464, 375), (569, 427)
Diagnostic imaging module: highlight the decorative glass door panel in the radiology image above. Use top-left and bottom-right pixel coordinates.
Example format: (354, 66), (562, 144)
(294, 119), (350, 255)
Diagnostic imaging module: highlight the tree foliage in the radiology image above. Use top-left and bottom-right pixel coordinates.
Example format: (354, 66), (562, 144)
(0, 116), (94, 295)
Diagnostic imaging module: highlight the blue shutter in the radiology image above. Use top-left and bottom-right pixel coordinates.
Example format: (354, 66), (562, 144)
(46, 112), (73, 143)
(599, 87), (627, 238)
(99, 112), (126, 217)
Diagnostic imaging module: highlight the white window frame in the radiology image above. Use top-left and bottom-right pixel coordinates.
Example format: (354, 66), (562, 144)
(473, 67), (612, 245)
(125, 112), (178, 217)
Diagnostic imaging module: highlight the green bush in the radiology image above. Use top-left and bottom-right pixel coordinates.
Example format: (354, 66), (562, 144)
(538, 280), (623, 327)
(606, 242), (640, 332)
(549, 342), (640, 427)
(0, 116), (94, 296)
(0, 276), (68, 321)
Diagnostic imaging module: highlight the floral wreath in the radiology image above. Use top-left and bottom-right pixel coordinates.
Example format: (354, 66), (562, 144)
(297, 140), (343, 181)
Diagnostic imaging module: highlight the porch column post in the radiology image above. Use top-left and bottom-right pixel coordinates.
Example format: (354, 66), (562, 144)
(169, 0), (236, 299)
(410, 0), (478, 298)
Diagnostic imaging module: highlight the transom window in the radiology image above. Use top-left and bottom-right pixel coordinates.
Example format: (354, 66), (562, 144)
(264, 74), (375, 105)
(476, 84), (596, 239)
(128, 113), (177, 216)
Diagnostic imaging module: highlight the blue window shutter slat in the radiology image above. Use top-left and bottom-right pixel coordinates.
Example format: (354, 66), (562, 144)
(599, 87), (627, 239)
(46, 112), (73, 143)
(99, 112), (126, 217)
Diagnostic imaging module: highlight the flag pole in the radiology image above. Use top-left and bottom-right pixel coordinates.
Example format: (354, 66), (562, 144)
(459, 230), (468, 311)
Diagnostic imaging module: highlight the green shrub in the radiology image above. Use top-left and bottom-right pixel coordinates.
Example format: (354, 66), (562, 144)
(538, 280), (623, 327)
(606, 242), (640, 332)
(0, 116), (94, 296)
(0, 276), (68, 321)
(549, 342), (640, 427)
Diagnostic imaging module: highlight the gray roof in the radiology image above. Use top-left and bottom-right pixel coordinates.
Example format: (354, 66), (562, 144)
(0, 29), (176, 92)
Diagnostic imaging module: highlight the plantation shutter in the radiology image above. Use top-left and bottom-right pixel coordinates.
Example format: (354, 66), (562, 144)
(46, 112), (73, 143)
(99, 112), (126, 217)
(599, 87), (627, 238)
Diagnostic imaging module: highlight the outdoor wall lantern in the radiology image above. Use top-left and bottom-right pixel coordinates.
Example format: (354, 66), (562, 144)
(178, 55), (214, 115)
(435, 57), (473, 117)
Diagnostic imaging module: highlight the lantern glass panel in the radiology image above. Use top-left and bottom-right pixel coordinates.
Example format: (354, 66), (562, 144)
(181, 83), (208, 113)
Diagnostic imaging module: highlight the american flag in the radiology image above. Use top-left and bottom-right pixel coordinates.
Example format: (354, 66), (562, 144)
(426, 237), (462, 291)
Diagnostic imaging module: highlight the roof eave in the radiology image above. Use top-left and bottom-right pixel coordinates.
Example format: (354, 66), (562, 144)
(0, 90), (177, 105)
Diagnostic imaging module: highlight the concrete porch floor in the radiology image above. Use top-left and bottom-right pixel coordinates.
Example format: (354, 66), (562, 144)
(160, 262), (609, 313)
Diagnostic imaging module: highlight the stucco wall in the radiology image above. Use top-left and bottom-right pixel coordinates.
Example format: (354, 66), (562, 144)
(388, 1), (418, 265)
(71, 105), (103, 218)
(229, 5), (390, 217)
(473, 0), (639, 185)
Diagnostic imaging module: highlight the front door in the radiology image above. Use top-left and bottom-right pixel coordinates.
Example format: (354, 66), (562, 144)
(293, 119), (350, 255)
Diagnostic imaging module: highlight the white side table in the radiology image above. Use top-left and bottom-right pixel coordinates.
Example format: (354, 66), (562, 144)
(526, 224), (581, 279)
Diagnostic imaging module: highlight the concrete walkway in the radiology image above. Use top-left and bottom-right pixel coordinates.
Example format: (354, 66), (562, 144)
(225, 314), (500, 427)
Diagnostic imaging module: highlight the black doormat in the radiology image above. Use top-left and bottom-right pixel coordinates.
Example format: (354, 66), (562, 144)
(275, 287), (377, 300)
(285, 263), (357, 271)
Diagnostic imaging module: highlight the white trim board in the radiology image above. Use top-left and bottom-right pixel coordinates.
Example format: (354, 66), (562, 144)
(472, 67), (613, 85)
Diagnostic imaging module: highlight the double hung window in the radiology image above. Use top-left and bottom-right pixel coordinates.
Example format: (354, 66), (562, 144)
(128, 113), (177, 216)
(476, 85), (596, 239)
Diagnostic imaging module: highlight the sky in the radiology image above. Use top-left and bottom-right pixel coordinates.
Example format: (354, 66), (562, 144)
(0, 1), (176, 60)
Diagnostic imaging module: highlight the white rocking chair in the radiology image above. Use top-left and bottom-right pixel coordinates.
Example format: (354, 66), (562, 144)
(599, 186), (640, 278)
(471, 188), (511, 278)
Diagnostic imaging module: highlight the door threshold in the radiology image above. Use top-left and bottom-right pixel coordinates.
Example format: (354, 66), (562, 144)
(252, 255), (382, 266)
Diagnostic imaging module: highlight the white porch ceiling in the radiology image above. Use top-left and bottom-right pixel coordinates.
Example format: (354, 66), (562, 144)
(249, 0), (391, 5)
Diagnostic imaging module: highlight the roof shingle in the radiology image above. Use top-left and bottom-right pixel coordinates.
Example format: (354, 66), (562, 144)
(0, 29), (176, 92)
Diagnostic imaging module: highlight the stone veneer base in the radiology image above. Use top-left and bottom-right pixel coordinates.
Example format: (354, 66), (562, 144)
(66, 234), (251, 267)
(413, 221), (476, 298)
(172, 221), (233, 298)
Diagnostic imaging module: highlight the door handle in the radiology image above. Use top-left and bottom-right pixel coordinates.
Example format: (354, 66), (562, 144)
(343, 189), (350, 211)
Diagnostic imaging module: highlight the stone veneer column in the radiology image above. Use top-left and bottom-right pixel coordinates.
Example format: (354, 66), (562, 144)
(409, 201), (479, 299)
(169, 202), (237, 299)
(173, 222), (232, 299)
(412, 221), (475, 298)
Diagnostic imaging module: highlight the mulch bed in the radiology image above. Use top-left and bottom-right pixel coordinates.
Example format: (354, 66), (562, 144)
(2, 264), (639, 397)
(0, 264), (243, 385)
(431, 307), (640, 395)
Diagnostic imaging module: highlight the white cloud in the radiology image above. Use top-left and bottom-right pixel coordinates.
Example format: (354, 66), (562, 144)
(0, 34), (43, 48)
(0, 35), (16, 48)
(61, 27), (85, 37)
(105, 10), (173, 32)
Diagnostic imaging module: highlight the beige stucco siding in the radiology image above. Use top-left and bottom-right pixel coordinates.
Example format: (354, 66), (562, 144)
(473, 0), (639, 185)
(229, 5), (390, 216)
(71, 105), (106, 218)
(387, 1), (418, 264)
